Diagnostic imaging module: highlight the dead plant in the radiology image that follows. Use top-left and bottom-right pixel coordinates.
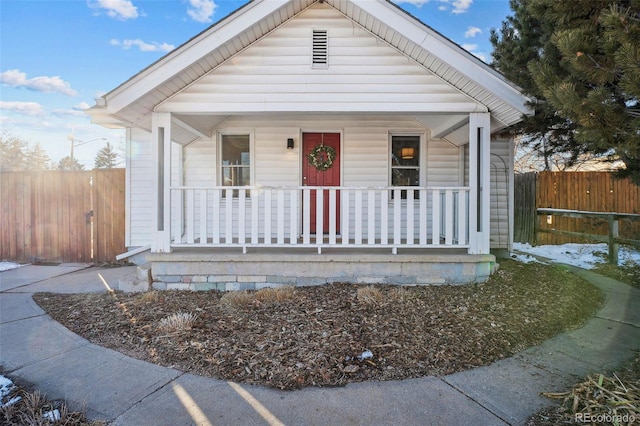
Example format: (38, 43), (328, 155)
(139, 291), (160, 304)
(254, 286), (295, 305)
(541, 372), (640, 423)
(219, 290), (254, 310)
(157, 312), (197, 333)
(356, 286), (385, 305)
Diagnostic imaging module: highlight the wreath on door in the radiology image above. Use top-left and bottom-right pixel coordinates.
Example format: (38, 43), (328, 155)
(307, 144), (336, 171)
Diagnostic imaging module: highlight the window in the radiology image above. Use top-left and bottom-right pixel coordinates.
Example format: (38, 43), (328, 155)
(221, 134), (250, 195)
(312, 29), (328, 68)
(390, 135), (421, 198)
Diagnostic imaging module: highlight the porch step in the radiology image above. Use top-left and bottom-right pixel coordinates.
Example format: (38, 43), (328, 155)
(118, 272), (149, 292)
(136, 263), (152, 282)
(118, 263), (153, 292)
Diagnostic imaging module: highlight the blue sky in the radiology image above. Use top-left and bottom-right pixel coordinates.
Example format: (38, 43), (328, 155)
(0, 0), (512, 168)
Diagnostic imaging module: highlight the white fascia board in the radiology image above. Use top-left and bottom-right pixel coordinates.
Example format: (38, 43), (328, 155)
(88, 106), (127, 129)
(351, 0), (533, 116)
(105, 0), (290, 114)
(156, 101), (487, 114)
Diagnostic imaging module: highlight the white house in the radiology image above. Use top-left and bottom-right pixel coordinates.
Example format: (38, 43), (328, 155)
(89, 0), (533, 290)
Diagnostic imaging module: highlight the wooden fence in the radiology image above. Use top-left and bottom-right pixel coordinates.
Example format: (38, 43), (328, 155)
(0, 169), (125, 264)
(514, 171), (640, 245)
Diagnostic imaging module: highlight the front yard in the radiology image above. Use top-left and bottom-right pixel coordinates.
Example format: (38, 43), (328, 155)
(33, 260), (603, 390)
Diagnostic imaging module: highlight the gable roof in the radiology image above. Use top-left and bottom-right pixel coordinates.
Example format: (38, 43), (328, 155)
(89, 0), (533, 139)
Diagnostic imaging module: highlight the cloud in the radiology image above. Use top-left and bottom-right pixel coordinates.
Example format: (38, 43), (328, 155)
(187, 0), (217, 23)
(460, 43), (488, 63)
(452, 0), (472, 14)
(464, 26), (482, 38)
(89, 0), (138, 20)
(0, 69), (78, 96)
(0, 101), (45, 116)
(472, 52), (487, 62)
(110, 39), (175, 52)
(52, 103), (91, 118)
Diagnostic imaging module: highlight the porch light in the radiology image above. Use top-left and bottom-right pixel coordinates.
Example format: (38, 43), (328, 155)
(400, 147), (415, 160)
(287, 138), (294, 149)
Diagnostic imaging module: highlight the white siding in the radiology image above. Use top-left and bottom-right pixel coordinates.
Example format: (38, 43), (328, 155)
(131, 116), (511, 249)
(489, 137), (511, 249)
(176, 114), (462, 242)
(128, 128), (153, 247)
(159, 6), (479, 114)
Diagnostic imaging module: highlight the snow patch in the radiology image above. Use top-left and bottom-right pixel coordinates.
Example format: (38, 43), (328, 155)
(513, 243), (640, 269)
(0, 375), (21, 408)
(0, 262), (22, 272)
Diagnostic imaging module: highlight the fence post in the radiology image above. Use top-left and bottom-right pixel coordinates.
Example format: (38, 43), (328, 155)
(608, 214), (619, 265)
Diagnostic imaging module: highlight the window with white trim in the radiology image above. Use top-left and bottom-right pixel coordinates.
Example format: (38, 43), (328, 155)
(390, 135), (421, 198)
(221, 134), (250, 196)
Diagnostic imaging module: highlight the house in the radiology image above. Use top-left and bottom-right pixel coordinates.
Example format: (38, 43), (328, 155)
(89, 0), (533, 290)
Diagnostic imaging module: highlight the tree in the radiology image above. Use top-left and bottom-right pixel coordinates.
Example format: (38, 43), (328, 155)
(93, 142), (119, 169)
(27, 143), (52, 170)
(0, 132), (52, 170)
(491, 0), (640, 183)
(0, 132), (29, 171)
(57, 156), (85, 171)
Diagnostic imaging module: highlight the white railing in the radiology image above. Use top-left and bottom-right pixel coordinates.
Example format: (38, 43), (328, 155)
(170, 186), (469, 253)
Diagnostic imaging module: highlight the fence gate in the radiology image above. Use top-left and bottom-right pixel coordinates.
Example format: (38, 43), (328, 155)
(0, 169), (125, 264)
(92, 169), (126, 263)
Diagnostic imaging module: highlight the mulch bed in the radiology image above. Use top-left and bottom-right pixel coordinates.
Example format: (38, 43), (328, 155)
(33, 260), (603, 390)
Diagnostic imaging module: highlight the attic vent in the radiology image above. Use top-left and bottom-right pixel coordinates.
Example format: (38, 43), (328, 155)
(312, 29), (328, 68)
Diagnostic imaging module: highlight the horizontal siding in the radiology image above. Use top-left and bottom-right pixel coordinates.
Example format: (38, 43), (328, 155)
(129, 116), (511, 250)
(160, 6), (477, 114)
(490, 137), (511, 249)
(175, 114), (463, 242)
(427, 139), (462, 186)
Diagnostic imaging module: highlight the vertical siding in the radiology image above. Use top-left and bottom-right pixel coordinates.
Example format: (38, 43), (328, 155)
(128, 128), (153, 247)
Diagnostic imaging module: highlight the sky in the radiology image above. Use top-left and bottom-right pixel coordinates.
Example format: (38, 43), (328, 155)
(0, 0), (513, 169)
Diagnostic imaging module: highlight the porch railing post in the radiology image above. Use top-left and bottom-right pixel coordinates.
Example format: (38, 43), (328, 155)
(468, 112), (491, 254)
(151, 112), (172, 253)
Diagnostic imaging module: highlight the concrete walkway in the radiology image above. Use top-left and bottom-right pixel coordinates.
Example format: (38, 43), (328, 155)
(1, 263), (638, 425)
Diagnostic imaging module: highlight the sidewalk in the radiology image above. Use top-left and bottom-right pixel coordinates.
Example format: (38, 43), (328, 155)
(1, 263), (638, 425)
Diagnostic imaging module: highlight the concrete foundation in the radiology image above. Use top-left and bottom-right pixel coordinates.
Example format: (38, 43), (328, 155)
(132, 248), (496, 292)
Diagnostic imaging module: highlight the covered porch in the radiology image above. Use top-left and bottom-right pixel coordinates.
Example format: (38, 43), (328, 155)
(139, 111), (498, 287)
(150, 112), (493, 256)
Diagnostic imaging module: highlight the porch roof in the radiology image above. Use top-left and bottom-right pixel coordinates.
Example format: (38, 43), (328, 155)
(89, 0), (533, 144)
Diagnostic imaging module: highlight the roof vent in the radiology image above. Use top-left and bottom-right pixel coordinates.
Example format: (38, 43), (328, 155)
(312, 29), (328, 68)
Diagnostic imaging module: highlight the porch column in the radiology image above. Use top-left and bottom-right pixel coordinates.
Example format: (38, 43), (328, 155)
(468, 112), (491, 254)
(151, 112), (172, 253)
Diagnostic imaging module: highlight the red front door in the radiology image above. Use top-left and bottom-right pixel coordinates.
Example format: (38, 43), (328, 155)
(302, 133), (340, 234)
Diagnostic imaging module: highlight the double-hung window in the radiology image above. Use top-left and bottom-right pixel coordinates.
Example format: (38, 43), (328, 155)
(390, 134), (421, 198)
(220, 134), (251, 196)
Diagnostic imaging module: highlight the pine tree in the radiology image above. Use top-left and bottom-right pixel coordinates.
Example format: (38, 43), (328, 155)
(491, 0), (582, 171)
(26, 143), (52, 170)
(57, 156), (85, 171)
(93, 142), (119, 169)
(491, 0), (640, 183)
(0, 132), (29, 171)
